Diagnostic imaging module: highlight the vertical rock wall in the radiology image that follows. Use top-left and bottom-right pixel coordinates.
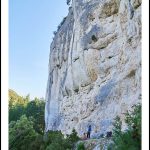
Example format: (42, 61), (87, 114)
(45, 0), (141, 137)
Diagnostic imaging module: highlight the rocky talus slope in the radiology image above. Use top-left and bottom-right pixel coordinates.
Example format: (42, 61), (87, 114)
(75, 138), (112, 150)
(45, 0), (141, 137)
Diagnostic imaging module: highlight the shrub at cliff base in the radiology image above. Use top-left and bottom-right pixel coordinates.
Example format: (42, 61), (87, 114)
(66, 128), (80, 147)
(77, 142), (85, 150)
(9, 117), (80, 150)
(108, 104), (141, 150)
(44, 129), (80, 150)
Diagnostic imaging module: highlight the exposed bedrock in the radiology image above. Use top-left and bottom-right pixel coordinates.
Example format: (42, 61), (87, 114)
(45, 0), (141, 137)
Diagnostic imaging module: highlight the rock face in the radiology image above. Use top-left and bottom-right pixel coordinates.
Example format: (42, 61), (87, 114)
(76, 138), (112, 150)
(45, 0), (141, 137)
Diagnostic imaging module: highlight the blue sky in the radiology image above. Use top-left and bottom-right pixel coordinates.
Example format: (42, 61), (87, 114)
(9, 0), (69, 99)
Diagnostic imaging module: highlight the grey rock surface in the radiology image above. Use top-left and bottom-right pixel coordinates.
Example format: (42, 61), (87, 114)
(45, 0), (141, 136)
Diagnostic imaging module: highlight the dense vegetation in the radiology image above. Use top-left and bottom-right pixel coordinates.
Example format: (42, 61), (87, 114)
(9, 89), (80, 150)
(77, 142), (85, 150)
(108, 103), (141, 150)
(9, 89), (45, 134)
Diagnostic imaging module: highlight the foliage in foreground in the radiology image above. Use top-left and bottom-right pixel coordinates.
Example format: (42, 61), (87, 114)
(108, 103), (141, 150)
(77, 142), (85, 150)
(9, 119), (80, 150)
(44, 129), (80, 150)
(9, 115), (38, 150)
(9, 89), (80, 150)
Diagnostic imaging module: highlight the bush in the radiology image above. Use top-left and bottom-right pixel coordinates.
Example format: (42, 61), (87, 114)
(9, 115), (38, 150)
(77, 142), (85, 150)
(25, 99), (45, 134)
(44, 131), (64, 145)
(66, 128), (80, 148)
(46, 143), (62, 150)
(108, 103), (141, 150)
(9, 104), (26, 122)
(44, 130), (80, 150)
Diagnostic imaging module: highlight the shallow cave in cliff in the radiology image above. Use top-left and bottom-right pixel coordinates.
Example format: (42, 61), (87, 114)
(91, 35), (98, 42)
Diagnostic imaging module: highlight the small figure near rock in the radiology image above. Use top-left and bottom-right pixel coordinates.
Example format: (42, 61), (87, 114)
(81, 133), (87, 140)
(87, 125), (92, 139)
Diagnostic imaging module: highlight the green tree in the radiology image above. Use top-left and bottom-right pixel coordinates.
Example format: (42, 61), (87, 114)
(9, 89), (82, 150)
(24, 94), (30, 102)
(77, 142), (85, 150)
(9, 89), (27, 108)
(65, 128), (80, 148)
(9, 90), (45, 133)
(9, 89), (29, 122)
(9, 104), (25, 122)
(108, 104), (141, 150)
(25, 98), (45, 134)
(9, 115), (38, 150)
(44, 131), (67, 150)
(43, 129), (80, 150)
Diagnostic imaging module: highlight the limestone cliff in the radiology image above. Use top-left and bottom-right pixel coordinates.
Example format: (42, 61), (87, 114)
(45, 0), (141, 137)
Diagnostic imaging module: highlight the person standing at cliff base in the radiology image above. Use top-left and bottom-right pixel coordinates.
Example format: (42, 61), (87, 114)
(87, 125), (92, 139)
